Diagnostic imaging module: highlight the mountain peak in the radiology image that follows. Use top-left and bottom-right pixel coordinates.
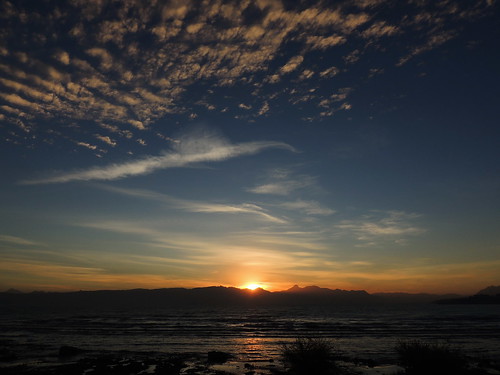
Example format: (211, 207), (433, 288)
(4, 288), (23, 294)
(476, 285), (500, 296)
(285, 285), (335, 293)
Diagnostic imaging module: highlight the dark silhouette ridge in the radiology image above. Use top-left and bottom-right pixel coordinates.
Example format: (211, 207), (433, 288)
(285, 285), (368, 295)
(477, 285), (500, 296)
(435, 285), (500, 305)
(0, 285), (482, 311)
(3, 288), (23, 294)
(436, 294), (500, 305)
(373, 292), (462, 304)
(0, 286), (371, 312)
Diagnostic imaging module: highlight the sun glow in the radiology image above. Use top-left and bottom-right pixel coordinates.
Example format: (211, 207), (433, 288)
(244, 283), (263, 290)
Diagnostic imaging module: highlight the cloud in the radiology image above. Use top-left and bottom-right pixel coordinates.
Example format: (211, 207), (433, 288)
(184, 202), (287, 224)
(23, 133), (295, 184)
(76, 142), (98, 150)
(0, 0), (493, 150)
(305, 35), (346, 50)
(319, 66), (340, 78)
(397, 31), (455, 66)
(280, 200), (335, 216)
(95, 135), (116, 147)
(0, 258), (201, 292)
(361, 21), (399, 38)
(258, 101), (270, 116)
(279, 56), (304, 74)
(0, 234), (39, 246)
(74, 219), (338, 285)
(337, 210), (425, 245)
(248, 169), (318, 196)
(99, 185), (287, 224)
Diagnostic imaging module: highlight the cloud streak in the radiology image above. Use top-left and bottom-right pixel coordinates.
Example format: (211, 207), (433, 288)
(0, 234), (39, 246)
(23, 134), (295, 184)
(99, 185), (287, 224)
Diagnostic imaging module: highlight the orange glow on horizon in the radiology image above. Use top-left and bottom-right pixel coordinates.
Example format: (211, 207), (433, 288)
(243, 283), (264, 290)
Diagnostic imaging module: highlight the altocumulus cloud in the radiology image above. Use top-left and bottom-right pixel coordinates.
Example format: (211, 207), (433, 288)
(0, 0), (493, 150)
(22, 133), (295, 184)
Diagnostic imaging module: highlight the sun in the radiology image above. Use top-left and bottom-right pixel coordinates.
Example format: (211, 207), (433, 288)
(244, 283), (263, 290)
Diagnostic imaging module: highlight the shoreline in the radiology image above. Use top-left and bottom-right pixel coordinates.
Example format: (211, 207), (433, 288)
(0, 347), (407, 375)
(3, 346), (500, 375)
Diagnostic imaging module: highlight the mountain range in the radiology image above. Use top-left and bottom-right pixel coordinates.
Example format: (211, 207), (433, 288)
(2, 284), (497, 311)
(435, 285), (500, 305)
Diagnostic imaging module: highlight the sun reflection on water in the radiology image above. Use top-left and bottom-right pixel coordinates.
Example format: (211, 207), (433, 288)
(232, 336), (281, 361)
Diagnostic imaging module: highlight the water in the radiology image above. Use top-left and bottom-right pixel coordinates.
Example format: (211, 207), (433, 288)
(1, 304), (499, 364)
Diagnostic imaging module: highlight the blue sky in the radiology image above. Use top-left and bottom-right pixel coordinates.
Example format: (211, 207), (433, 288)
(0, 0), (499, 293)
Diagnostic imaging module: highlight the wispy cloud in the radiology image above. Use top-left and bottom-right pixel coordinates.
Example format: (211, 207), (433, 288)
(279, 200), (335, 216)
(22, 133), (295, 184)
(75, 219), (338, 281)
(337, 210), (425, 245)
(98, 185), (287, 224)
(185, 202), (287, 224)
(247, 169), (318, 196)
(0, 234), (39, 246)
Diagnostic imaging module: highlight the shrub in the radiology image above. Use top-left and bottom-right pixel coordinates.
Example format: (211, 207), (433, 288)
(395, 340), (471, 375)
(281, 337), (339, 375)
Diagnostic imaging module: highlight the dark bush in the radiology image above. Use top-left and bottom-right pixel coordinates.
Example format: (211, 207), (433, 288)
(281, 337), (339, 375)
(395, 340), (471, 375)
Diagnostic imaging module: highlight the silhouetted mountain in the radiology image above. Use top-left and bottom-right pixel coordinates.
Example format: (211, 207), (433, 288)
(283, 286), (461, 304)
(271, 285), (373, 305)
(286, 285), (333, 293)
(373, 292), (462, 304)
(3, 288), (23, 294)
(3, 285), (495, 311)
(476, 285), (500, 296)
(287, 284), (303, 293)
(435, 285), (500, 304)
(0, 285), (377, 312)
(285, 285), (365, 295)
(436, 294), (500, 305)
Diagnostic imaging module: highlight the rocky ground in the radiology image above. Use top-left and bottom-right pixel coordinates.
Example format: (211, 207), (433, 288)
(1, 347), (282, 375)
(2, 345), (499, 375)
(0, 345), (406, 375)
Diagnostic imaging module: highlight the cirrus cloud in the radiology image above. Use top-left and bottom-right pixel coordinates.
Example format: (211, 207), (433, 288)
(22, 133), (295, 184)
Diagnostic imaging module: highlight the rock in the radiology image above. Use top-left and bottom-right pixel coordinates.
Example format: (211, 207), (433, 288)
(155, 356), (186, 375)
(58, 345), (83, 357)
(0, 348), (17, 362)
(207, 351), (232, 364)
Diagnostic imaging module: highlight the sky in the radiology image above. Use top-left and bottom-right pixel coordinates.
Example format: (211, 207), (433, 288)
(0, 0), (499, 294)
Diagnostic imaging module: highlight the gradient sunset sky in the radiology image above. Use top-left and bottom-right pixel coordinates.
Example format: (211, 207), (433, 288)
(1, 0), (499, 294)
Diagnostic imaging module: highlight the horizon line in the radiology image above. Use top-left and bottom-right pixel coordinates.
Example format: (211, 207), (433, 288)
(1, 284), (477, 296)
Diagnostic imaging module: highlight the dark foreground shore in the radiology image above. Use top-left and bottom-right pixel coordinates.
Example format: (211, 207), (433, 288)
(2, 349), (285, 375)
(1, 350), (280, 375)
(2, 344), (500, 375)
(0, 355), (401, 375)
